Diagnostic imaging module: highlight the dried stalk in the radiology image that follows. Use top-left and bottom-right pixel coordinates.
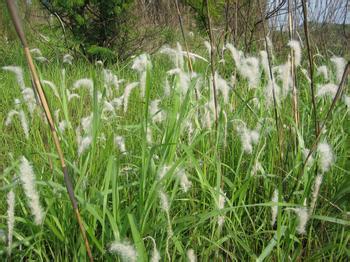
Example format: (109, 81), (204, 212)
(302, 0), (320, 136)
(288, 0), (299, 128)
(5, 1), (93, 261)
(257, 0), (282, 161)
(204, 0), (218, 128)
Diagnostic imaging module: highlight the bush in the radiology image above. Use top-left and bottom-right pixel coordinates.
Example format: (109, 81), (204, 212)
(40, 0), (134, 61)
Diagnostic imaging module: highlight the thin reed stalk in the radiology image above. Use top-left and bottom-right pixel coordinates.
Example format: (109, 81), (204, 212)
(204, 0), (218, 128)
(301, 0), (319, 136)
(257, 0), (283, 165)
(5, 1), (93, 261)
(288, 0), (299, 129)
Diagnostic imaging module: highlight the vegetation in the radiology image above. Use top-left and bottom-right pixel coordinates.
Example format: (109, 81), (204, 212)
(0, 0), (349, 261)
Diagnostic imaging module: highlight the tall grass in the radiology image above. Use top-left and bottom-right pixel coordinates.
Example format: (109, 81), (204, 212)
(0, 38), (349, 261)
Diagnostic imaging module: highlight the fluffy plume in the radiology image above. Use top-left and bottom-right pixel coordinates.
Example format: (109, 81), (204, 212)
(204, 41), (211, 56)
(292, 207), (309, 235)
(251, 160), (264, 176)
(310, 173), (323, 212)
(123, 82), (138, 112)
(264, 79), (281, 106)
(58, 120), (68, 133)
(7, 190), (15, 255)
(81, 114), (93, 135)
(187, 249), (197, 262)
(114, 136), (126, 154)
(5, 110), (19, 126)
(42, 80), (60, 98)
(317, 142), (334, 173)
(317, 65), (329, 80)
(19, 110), (29, 139)
(158, 165), (170, 180)
(22, 88), (37, 115)
(215, 72), (230, 104)
(146, 236), (161, 262)
(271, 189), (278, 227)
(239, 56), (260, 88)
(176, 169), (192, 193)
(217, 189), (226, 228)
(150, 100), (164, 123)
(260, 51), (270, 78)
(73, 78), (94, 96)
(19, 156), (44, 225)
(34, 56), (48, 63)
(2, 66), (26, 90)
(159, 190), (170, 212)
(226, 43), (242, 66)
(63, 54), (73, 65)
(30, 48), (42, 57)
(103, 69), (123, 97)
(316, 83), (338, 98)
(288, 40), (302, 66)
(236, 122), (260, 154)
(109, 240), (137, 262)
(132, 53), (150, 72)
(78, 135), (92, 156)
(330, 56), (346, 83)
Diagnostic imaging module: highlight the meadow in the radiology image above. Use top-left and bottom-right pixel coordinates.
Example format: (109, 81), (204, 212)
(0, 37), (349, 261)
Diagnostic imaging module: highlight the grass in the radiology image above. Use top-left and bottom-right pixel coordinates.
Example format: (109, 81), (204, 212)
(0, 38), (349, 261)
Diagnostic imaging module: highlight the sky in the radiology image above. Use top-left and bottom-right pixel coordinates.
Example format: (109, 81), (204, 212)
(267, 0), (349, 29)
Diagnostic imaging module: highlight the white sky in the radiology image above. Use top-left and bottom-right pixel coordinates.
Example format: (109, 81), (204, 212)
(267, 0), (349, 29)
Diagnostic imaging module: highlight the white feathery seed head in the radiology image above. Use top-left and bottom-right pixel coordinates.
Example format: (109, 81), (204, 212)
(19, 156), (44, 225)
(30, 48), (42, 57)
(159, 190), (170, 213)
(288, 40), (302, 66)
(310, 173), (323, 212)
(114, 136), (127, 154)
(150, 99), (164, 123)
(176, 169), (192, 193)
(215, 72), (230, 104)
(109, 240), (138, 262)
(73, 78), (94, 96)
(22, 88), (37, 114)
(317, 142), (334, 173)
(330, 56), (346, 83)
(19, 110), (29, 139)
(204, 41), (211, 56)
(316, 83), (338, 98)
(42, 80), (60, 98)
(2, 66), (26, 90)
(271, 189), (278, 226)
(78, 135), (92, 156)
(132, 53), (150, 72)
(158, 165), (170, 180)
(63, 54), (73, 65)
(123, 82), (139, 113)
(292, 207), (309, 235)
(317, 65), (329, 80)
(226, 43), (242, 66)
(187, 249), (197, 262)
(236, 122), (260, 154)
(7, 190), (15, 255)
(5, 110), (19, 126)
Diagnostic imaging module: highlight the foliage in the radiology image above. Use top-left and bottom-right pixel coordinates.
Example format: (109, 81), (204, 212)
(40, 0), (134, 60)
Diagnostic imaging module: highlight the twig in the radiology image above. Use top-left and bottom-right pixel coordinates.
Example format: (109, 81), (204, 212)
(5, 1), (93, 261)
